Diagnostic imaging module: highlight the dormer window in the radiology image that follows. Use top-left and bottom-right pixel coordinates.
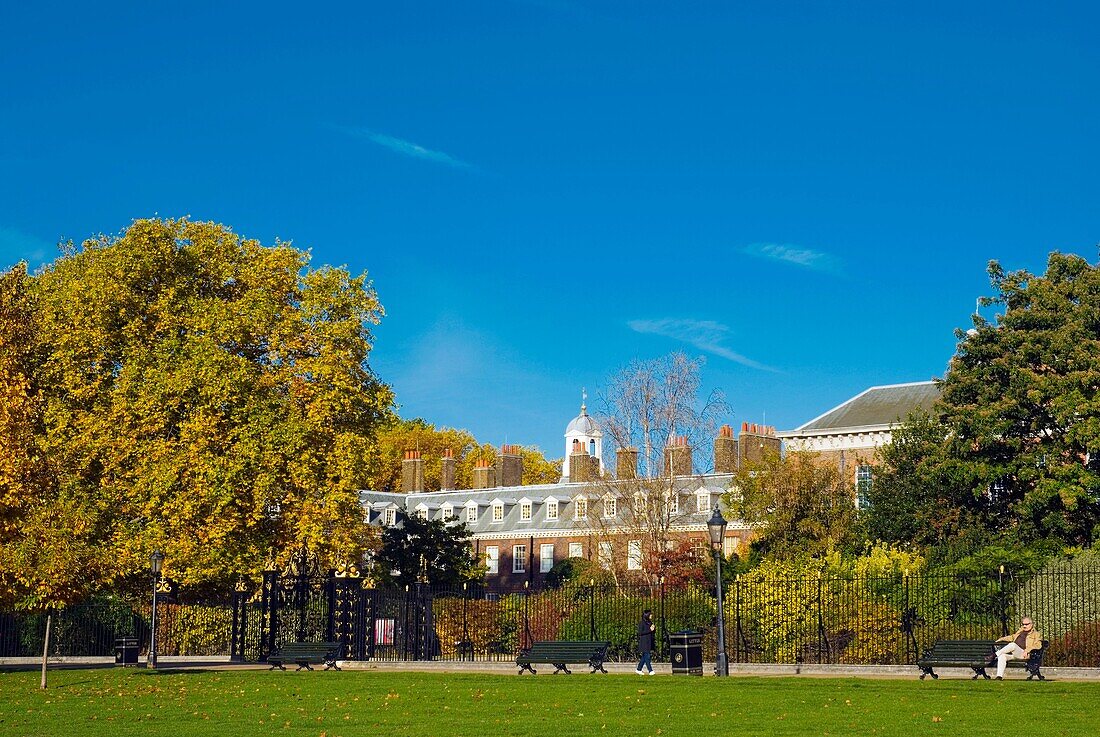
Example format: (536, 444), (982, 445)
(546, 498), (559, 520)
(574, 498), (588, 520)
(492, 501), (505, 523)
(415, 506), (429, 520)
(696, 490), (710, 513)
(384, 507), (396, 526)
(441, 503), (453, 521)
(520, 501), (532, 521)
(466, 503), (478, 524)
(603, 496), (616, 518)
(665, 492), (678, 515)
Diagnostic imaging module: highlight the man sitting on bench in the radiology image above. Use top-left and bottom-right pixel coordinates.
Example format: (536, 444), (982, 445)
(990, 616), (1042, 680)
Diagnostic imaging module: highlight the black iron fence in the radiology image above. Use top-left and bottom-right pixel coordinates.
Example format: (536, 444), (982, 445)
(4, 569), (1099, 667)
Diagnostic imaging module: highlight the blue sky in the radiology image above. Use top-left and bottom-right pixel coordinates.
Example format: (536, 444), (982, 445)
(2, 1), (1097, 458)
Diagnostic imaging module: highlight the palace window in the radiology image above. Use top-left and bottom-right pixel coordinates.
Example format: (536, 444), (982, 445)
(441, 503), (453, 521)
(540, 544), (554, 573)
(492, 502), (504, 523)
(384, 508), (396, 526)
(598, 541), (613, 570)
(546, 499), (559, 520)
(855, 466), (873, 509)
(513, 545), (527, 573)
(466, 504), (478, 523)
(603, 497), (617, 518)
(568, 542), (583, 558)
(485, 546), (499, 574)
(520, 501), (532, 521)
(627, 540), (643, 571)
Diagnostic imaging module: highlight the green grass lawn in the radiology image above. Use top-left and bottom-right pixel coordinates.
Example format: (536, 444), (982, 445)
(1, 668), (1097, 737)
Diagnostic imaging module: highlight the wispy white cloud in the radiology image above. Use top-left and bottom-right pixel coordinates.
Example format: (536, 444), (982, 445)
(336, 126), (472, 169)
(742, 242), (842, 275)
(627, 318), (777, 372)
(0, 226), (51, 268)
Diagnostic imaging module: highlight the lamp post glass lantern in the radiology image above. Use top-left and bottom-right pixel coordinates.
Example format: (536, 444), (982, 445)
(148, 551), (164, 669)
(707, 506), (729, 676)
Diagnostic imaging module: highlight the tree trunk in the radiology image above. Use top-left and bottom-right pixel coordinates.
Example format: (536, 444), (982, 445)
(40, 613), (52, 690)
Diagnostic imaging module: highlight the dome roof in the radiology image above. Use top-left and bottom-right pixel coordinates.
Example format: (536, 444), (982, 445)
(565, 406), (602, 437)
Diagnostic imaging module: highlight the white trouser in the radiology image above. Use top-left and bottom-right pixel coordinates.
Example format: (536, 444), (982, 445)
(994, 642), (1026, 677)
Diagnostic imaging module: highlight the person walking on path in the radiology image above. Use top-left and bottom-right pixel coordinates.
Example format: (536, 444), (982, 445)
(991, 616), (1042, 680)
(636, 609), (656, 675)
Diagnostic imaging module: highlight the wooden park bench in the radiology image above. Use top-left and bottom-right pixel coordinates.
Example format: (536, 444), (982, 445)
(917, 639), (1048, 681)
(516, 640), (611, 675)
(268, 641), (342, 671)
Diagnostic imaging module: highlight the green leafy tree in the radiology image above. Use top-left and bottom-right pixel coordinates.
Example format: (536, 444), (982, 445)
(875, 253), (1100, 553)
(0, 218), (394, 607)
(936, 253), (1100, 545)
(372, 510), (482, 586)
(728, 449), (859, 559)
(863, 409), (990, 550)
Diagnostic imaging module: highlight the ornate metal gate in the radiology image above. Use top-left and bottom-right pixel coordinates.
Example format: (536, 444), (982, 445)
(229, 551), (436, 662)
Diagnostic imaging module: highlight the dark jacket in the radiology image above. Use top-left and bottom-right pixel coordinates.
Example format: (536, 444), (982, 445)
(637, 616), (655, 653)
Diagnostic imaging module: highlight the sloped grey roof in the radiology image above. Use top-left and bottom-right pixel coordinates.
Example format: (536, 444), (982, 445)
(790, 381), (940, 433)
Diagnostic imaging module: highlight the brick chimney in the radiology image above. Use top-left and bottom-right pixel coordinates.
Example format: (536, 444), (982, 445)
(616, 447), (638, 479)
(440, 448), (456, 491)
(500, 444), (523, 487)
(401, 450), (425, 493)
(738, 422), (781, 466)
(663, 435), (692, 477)
(570, 440), (599, 483)
(472, 458), (494, 490)
(714, 425), (738, 474)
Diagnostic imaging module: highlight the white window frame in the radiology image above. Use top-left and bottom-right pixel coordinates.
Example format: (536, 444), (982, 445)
(598, 541), (613, 570)
(415, 506), (428, 520)
(627, 540), (643, 571)
(492, 501), (505, 523)
(441, 503), (453, 521)
(574, 498), (588, 520)
(466, 504), (478, 524)
(856, 465), (873, 509)
(539, 543), (554, 573)
(485, 545), (499, 574)
(513, 545), (527, 573)
(665, 492), (678, 515)
(723, 536), (738, 558)
(568, 542), (583, 558)
(603, 496), (616, 519)
(696, 491), (710, 513)
(384, 507), (396, 526)
(520, 501), (532, 521)
(546, 499), (559, 520)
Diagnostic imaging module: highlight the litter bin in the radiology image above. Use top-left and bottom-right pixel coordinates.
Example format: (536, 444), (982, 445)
(114, 637), (139, 666)
(669, 630), (703, 676)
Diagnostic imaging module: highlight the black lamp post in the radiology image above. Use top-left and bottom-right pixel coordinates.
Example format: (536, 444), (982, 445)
(148, 550), (164, 669)
(707, 506), (729, 677)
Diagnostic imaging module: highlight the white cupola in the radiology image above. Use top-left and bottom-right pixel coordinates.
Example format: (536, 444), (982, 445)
(562, 390), (603, 481)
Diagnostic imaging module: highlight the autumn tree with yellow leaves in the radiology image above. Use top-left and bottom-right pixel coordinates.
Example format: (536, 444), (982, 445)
(0, 219), (394, 608)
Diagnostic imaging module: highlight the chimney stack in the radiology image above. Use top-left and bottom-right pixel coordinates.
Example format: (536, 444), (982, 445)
(500, 444), (523, 487)
(472, 458), (494, 489)
(570, 440), (599, 483)
(401, 450), (425, 493)
(714, 424), (738, 474)
(616, 447), (638, 479)
(663, 435), (693, 477)
(738, 423), (781, 466)
(440, 448), (456, 491)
